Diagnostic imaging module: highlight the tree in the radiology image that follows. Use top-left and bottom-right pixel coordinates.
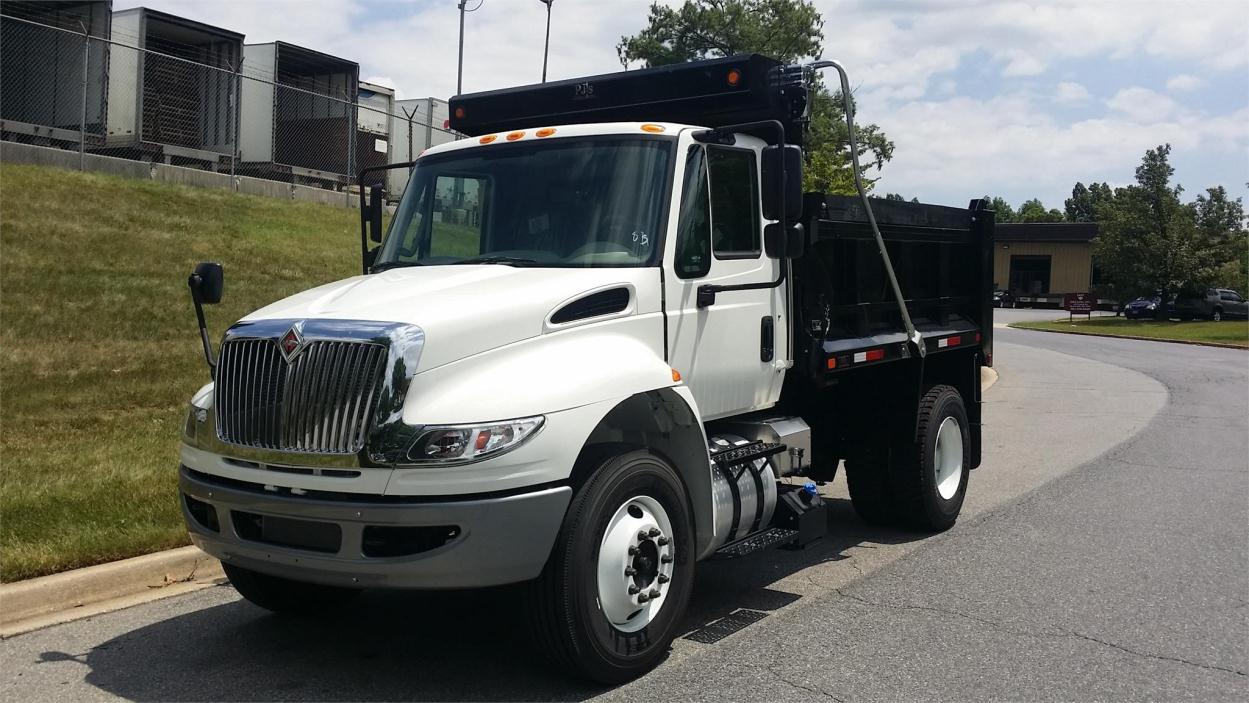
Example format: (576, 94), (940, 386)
(1016, 198), (1065, 223)
(1064, 182), (1114, 222)
(983, 196), (1017, 223)
(1094, 144), (1231, 308)
(617, 0), (894, 194)
(1193, 186), (1248, 290)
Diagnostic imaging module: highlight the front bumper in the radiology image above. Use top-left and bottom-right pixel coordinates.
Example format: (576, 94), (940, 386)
(180, 466), (571, 590)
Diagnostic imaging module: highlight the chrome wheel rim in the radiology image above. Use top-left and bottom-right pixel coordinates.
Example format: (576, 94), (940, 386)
(596, 495), (675, 633)
(933, 416), (964, 501)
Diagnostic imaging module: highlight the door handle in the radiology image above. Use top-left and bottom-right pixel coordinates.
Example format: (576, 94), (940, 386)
(760, 316), (774, 362)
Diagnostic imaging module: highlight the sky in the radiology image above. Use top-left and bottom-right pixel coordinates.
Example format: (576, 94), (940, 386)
(112, 0), (1249, 211)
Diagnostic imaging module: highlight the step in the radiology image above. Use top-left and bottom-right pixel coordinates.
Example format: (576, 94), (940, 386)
(712, 527), (799, 558)
(710, 441), (787, 471)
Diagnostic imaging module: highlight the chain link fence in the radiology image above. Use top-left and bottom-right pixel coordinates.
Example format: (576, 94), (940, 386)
(1, 11), (456, 200)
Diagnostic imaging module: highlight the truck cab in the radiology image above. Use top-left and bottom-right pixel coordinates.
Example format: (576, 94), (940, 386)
(180, 55), (993, 684)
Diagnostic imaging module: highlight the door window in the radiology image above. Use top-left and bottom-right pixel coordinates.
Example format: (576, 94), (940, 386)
(1220, 290), (1242, 302)
(674, 147), (711, 279)
(707, 147), (761, 258)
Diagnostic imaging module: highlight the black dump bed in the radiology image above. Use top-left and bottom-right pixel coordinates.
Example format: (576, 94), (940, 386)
(794, 194), (995, 381)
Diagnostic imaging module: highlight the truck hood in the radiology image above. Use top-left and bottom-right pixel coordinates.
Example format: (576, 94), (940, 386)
(240, 266), (654, 372)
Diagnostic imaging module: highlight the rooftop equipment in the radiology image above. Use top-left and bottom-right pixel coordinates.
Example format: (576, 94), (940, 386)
(103, 7), (243, 167)
(239, 41), (359, 187)
(0, 1), (111, 146)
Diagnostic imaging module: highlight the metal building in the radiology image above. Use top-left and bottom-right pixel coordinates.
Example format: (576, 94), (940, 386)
(239, 41), (359, 187)
(103, 7), (242, 167)
(0, 1), (111, 147)
(387, 97), (453, 196)
(994, 223), (1099, 308)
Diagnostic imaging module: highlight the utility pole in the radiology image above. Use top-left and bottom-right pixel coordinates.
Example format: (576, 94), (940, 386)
(456, 0), (467, 95)
(539, 0), (553, 83)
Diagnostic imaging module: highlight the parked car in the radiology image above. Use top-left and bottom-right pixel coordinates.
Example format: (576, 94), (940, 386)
(1123, 295), (1162, 319)
(993, 290), (1015, 308)
(1172, 289), (1248, 321)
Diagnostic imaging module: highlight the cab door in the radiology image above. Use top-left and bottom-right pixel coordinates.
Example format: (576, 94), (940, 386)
(664, 139), (786, 421)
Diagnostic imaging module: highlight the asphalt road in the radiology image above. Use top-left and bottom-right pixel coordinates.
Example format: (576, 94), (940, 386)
(2, 320), (1246, 702)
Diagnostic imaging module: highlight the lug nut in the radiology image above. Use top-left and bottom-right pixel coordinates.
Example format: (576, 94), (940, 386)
(637, 592), (651, 603)
(638, 531), (649, 541)
(648, 528), (661, 537)
(657, 574), (670, 584)
(628, 545), (638, 556)
(661, 554), (673, 564)
(648, 589), (661, 599)
(657, 536), (670, 546)
(628, 585), (640, 595)
(625, 567), (637, 576)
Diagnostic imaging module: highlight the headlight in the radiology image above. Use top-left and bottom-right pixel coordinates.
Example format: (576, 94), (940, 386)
(407, 416), (544, 464)
(1146, 303), (1156, 310)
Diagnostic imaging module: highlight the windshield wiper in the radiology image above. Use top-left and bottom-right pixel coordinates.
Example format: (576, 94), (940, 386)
(370, 261), (424, 272)
(452, 256), (538, 266)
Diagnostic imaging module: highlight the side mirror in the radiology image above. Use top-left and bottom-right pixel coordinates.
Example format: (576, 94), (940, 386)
(761, 144), (803, 222)
(367, 184), (384, 243)
(764, 222), (805, 259)
(189, 262), (224, 304)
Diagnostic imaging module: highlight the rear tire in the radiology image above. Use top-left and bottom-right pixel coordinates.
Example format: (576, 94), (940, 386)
(525, 449), (695, 684)
(887, 385), (970, 531)
(223, 563), (361, 615)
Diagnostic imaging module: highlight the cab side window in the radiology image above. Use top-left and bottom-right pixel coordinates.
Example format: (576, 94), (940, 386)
(674, 147), (711, 279)
(707, 146), (760, 258)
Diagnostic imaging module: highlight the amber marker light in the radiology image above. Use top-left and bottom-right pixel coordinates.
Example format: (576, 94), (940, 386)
(726, 68), (742, 86)
(506, 131), (526, 141)
(671, 368), (682, 382)
(640, 123), (665, 133)
(479, 135), (497, 144)
(535, 128), (557, 137)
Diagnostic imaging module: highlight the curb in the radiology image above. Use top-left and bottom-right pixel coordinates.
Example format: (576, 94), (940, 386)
(0, 546), (224, 638)
(0, 366), (1006, 638)
(1007, 324), (1248, 350)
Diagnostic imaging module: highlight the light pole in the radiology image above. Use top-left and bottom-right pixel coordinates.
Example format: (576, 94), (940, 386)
(539, 0), (553, 83)
(456, 0), (467, 95)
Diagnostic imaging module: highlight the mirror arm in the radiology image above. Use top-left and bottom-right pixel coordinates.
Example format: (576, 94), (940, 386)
(187, 274), (216, 375)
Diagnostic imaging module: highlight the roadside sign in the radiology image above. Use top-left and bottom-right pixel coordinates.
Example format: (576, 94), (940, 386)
(1066, 292), (1094, 320)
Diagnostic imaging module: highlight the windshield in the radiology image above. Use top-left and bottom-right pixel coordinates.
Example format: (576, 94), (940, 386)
(376, 137), (673, 269)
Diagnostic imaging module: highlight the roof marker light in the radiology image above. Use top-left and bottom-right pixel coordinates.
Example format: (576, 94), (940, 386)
(479, 134), (497, 144)
(726, 68), (742, 86)
(535, 127), (557, 137)
(640, 123), (665, 133)
(505, 131), (526, 141)
(671, 368), (682, 382)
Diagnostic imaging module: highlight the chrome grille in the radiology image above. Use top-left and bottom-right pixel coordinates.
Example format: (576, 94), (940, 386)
(215, 338), (388, 454)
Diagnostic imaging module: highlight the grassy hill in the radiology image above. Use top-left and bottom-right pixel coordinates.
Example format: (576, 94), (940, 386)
(0, 164), (362, 580)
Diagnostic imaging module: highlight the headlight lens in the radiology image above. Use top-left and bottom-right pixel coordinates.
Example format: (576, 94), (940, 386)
(407, 416), (544, 464)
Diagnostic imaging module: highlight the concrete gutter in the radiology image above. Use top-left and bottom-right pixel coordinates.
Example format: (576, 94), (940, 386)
(0, 547), (224, 638)
(1008, 323), (1248, 350)
(0, 371), (1003, 638)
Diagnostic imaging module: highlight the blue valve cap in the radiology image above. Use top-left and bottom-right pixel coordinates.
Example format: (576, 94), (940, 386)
(803, 482), (818, 495)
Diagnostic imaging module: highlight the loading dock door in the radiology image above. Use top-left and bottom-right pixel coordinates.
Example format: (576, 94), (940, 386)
(1010, 255), (1051, 295)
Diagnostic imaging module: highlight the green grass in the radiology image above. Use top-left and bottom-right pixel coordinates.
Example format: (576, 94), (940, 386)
(1009, 317), (1249, 347)
(0, 164), (361, 581)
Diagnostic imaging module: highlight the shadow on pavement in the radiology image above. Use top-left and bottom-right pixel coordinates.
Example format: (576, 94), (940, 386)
(48, 496), (923, 701)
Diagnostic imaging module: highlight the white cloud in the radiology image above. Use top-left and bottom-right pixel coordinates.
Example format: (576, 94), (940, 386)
(1166, 74), (1206, 92)
(1055, 81), (1090, 103)
(1106, 87), (1181, 119)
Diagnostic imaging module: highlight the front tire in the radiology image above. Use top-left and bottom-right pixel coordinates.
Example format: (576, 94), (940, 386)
(223, 563), (360, 615)
(525, 450), (695, 684)
(887, 385), (970, 532)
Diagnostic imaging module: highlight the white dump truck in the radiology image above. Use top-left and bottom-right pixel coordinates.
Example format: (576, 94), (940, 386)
(181, 55), (994, 683)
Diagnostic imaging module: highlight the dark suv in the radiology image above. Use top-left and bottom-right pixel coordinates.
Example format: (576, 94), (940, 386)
(1173, 289), (1248, 321)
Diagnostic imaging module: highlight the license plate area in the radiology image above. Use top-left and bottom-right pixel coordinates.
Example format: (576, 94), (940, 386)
(232, 510), (342, 554)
